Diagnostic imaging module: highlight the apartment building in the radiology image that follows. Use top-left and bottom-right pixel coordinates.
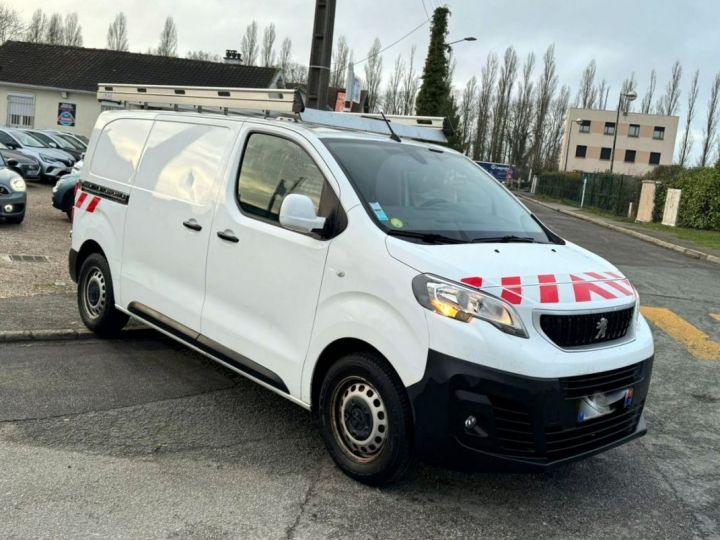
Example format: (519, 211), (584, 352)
(560, 107), (679, 176)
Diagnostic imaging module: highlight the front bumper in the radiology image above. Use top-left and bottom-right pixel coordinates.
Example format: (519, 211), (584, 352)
(0, 192), (27, 217)
(408, 350), (653, 471)
(42, 164), (70, 179)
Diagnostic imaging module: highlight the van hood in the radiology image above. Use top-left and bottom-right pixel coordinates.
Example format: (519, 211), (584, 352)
(386, 237), (636, 309)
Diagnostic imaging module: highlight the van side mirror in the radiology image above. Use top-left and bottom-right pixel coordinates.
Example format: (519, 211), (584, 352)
(279, 194), (326, 234)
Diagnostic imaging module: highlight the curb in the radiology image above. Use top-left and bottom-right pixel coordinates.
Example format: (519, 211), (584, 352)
(0, 326), (153, 344)
(520, 195), (720, 266)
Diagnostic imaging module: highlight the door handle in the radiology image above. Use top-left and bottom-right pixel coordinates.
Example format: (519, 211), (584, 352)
(217, 229), (239, 243)
(183, 218), (202, 231)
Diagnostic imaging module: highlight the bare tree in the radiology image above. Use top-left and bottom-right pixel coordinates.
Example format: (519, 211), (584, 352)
(576, 59), (597, 109)
(657, 61), (682, 115)
(363, 38), (383, 113)
(640, 69), (656, 114)
(382, 54), (405, 114)
(157, 17), (177, 56)
(0, 3), (24, 44)
(489, 46), (518, 162)
(544, 85), (571, 170)
(458, 76), (478, 155)
(187, 50), (220, 62)
(45, 13), (64, 45)
(530, 44), (558, 171)
(472, 51), (498, 160)
(285, 63), (307, 85)
(240, 21), (258, 66)
(25, 9), (46, 43)
(678, 70), (699, 166)
(107, 12), (128, 51)
(700, 72), (720, 167)
(278, 38), (292, 72)
(399, 45), (420, 115)
(508, 52), (535, 167)
(330, 35), (350, 88)
(620, 73), (637, 112)
(597, 79), (609, 110)
(63, 13), (82, 46)
(261, 24), (276, 67)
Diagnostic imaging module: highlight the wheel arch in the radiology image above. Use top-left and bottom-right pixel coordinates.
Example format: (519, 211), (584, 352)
(72, 240), (107, 282)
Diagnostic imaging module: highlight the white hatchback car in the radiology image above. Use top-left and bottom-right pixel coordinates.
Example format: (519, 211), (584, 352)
(70, 99), (654, 485)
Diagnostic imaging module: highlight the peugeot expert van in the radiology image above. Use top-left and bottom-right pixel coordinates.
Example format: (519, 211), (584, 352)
(70, 94), (654, 485)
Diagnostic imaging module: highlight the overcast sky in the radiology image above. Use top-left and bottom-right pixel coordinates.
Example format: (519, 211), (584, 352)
(6, 0), (720, 160)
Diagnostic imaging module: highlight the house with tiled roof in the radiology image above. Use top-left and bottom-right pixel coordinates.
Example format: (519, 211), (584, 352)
(0, 41), (282, 137)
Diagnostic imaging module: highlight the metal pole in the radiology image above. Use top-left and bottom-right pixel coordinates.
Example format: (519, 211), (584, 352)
(609, 94), (622, 174)
(306, 0), (336, 110)
(580, 176), (587, 208)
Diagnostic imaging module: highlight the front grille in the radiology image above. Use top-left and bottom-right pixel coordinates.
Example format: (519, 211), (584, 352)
(545, 405), (642, 459)
(491, 398), (537, 457)
(560, 362), (644, 399)
(540, 306), (634, 348)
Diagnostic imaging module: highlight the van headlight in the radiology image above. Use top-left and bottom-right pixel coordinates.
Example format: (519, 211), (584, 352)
(10, 177), (26, 192)
(412, 274), (528, 338)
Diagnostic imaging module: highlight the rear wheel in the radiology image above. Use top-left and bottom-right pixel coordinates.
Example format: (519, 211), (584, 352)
(318, 352), (415, 485)
(63, 191), (74, 220)
(77, 253), (128, 336)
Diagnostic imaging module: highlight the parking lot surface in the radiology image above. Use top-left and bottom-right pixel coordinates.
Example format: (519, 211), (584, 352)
(0, 198), (718, 539)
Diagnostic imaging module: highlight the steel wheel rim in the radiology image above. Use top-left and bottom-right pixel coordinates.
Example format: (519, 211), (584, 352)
(331, 376), (388, 462)
(83, 267), (106, 319)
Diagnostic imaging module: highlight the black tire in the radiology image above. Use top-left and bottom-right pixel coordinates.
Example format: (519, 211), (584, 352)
(318, 351), (416, 485)
(63, 192), (74, 220)
(77, 253), (129, 337)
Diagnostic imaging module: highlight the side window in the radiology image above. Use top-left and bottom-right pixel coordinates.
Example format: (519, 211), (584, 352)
(0, 131), (16, 146)
(134, 121), (230, 205)
(89, 119), (152, 183)
(237, 133), (326, 223)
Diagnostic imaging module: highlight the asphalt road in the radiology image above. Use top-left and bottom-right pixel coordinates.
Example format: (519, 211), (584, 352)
(1, 202), (718, 539)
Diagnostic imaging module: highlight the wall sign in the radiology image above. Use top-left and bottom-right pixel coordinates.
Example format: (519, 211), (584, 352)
(57, 102), (76, 127)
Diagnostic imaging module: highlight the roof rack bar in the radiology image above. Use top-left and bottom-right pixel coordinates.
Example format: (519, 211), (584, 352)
(97, 83), (304, 113)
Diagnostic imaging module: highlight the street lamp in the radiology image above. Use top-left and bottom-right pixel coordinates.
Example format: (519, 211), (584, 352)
(564, 118), (585, 172)
(609, 90), (637, 174)
(446, 37), (477, 52)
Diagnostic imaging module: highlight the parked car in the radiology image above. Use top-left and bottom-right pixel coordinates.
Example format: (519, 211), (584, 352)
(0, 128), (74, 182)
(70, 108), (654, 485)
(0, 151), (27, 224)
(0, 142), (41, 180)
(23, 129), (84, 161)
(44, 130), (88, 152)
(52, 172), (79, 219)
(474, 161), (518, 184)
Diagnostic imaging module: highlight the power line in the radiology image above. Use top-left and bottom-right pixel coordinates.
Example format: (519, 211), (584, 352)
(354, 18), (430, 65)
(420, 0), (430, 18)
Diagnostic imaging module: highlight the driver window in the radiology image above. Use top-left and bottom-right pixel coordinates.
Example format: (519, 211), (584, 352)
(237, 133), (325, 223)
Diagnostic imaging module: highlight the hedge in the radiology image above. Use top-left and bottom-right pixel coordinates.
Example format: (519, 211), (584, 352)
(650, 164), (720, 231)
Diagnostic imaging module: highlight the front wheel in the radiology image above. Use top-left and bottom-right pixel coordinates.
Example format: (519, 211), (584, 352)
(77, 253), (129, 336)
(318, 352), (416, 485)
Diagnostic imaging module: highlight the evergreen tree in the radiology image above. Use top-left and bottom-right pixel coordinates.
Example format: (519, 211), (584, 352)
(415, 7), (461, 150)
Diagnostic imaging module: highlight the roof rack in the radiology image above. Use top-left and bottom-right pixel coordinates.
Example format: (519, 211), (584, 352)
(97, 83), (449, 143)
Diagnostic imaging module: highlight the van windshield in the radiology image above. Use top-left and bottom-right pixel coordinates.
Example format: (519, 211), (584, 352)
(322, 138), (555, 244)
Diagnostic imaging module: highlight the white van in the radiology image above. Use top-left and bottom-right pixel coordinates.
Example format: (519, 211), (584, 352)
(70, 85), (654, 485)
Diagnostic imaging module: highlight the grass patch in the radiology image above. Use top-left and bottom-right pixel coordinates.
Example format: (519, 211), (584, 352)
(634, 222), (720, 251)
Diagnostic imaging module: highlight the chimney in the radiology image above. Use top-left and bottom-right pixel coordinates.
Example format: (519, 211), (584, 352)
(224, 49), (243, 65)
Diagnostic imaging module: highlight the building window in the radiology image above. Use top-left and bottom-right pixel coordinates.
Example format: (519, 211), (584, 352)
(649, 152), (661, 165)
(628, 124), (640, 137)
(575, 145), (587, 158)
(653, 126), (665, 140)
(604, 122), (616, 135)
(579, 120), (591, 133)
(6, 94), (35, 128)
(600, 147), (612, 160)
(624, 150), (636, 163)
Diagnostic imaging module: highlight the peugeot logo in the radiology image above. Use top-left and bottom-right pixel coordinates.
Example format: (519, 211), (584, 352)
(595, 317), (608, 339)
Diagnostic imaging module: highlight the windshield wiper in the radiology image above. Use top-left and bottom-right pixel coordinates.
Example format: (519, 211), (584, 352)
(471, 235), (537, 243)
(386, 229), (464, 244)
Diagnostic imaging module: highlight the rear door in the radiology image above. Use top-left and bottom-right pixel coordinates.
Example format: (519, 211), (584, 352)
(201, 125), (343, 395)
(120, 119), (234, 331)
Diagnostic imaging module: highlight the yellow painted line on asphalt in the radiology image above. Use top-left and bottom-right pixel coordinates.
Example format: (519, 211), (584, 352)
(711, 313), (720, 322)
(641, 306), (720, 361)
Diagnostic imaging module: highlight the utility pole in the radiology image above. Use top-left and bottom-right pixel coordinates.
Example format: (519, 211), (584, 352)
(307, 0), (336, 110)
